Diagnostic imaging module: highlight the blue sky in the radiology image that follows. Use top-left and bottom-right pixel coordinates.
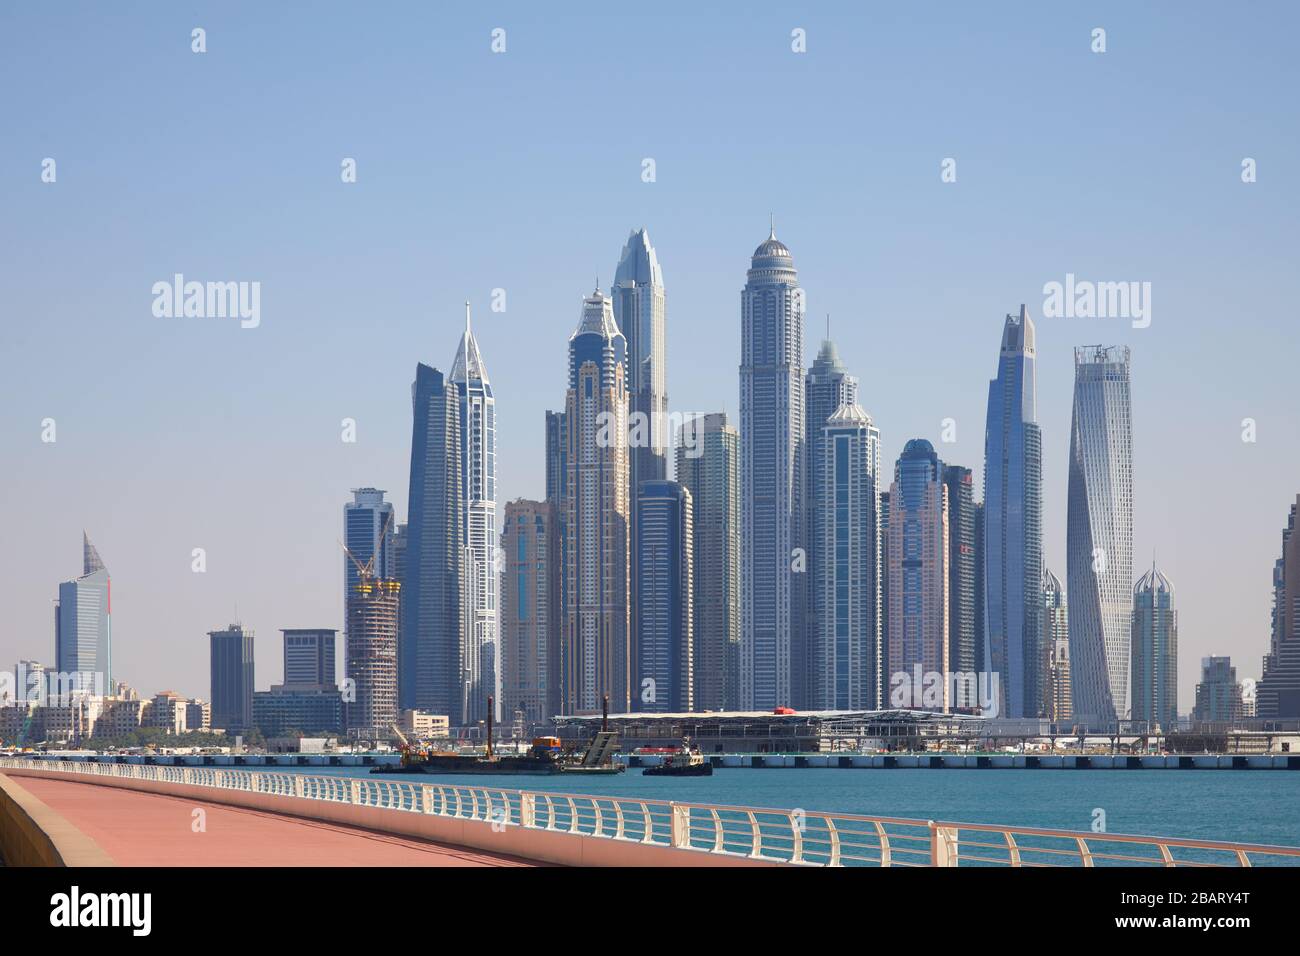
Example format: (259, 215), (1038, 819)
(2, 2), (1297, 706)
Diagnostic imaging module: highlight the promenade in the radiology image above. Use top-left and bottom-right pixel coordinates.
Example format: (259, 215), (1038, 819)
(1, 774), (536, 867)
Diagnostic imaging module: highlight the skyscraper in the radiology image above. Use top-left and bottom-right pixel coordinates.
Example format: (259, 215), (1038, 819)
(1067, 345), (1134, 725)
(942, 464), (978, 685)
(815, 402), (881, 710)
(402, 363), (463, 719)
(806, 337), (859, 696)
(563, 288), (631, 714)
(635, 480), (694, 713)
(1131, 563), (1178, 728)
(612, 229), (667, 672)
(982, 305), (1043, 719)
(209, 623), (254, 733)
(55, 532), (112, 697)
(345, 569), (400, 738)
(451, 303), (498, 725)
(1193, 656), (1243, 723)
(344, 488), (396, 598)
(740, 224), (807, 709)
(500, 499), (560, 726)
(1258, 495), (1300, 718)
(1042, 568), (1071, 722)
(675, 413), (741, 712)
(281, 629), (337, 687)
(886, 440), (949, 711)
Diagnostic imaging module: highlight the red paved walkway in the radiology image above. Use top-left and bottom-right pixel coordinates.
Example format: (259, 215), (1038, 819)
(15, 776), (538, 867)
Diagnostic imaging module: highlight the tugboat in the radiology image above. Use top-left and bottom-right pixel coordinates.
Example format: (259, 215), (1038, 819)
(641, 739), (713, 777)
(372, 695), (625, 776)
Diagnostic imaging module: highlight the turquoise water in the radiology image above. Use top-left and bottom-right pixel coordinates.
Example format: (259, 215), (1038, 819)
(278, 765), (1300, 848)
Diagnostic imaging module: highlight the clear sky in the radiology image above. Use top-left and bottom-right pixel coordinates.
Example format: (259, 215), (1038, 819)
(2, 2), (1296, 707)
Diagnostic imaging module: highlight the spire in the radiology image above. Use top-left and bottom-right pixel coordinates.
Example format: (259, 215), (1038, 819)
(82, 531), (105, 576)
(769, 212), (776, 240)
(450, 303), (490, 385)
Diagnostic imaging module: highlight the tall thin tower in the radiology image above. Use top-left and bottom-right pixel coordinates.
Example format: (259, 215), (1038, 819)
(1067, 345), (1133, 725)
(982, 305), (1043, 718)
(451, 302), (498, 725)
(740, 222), (807, 709)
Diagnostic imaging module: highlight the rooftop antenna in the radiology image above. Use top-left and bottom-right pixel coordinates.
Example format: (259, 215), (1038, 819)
(826, 313), (831, 341)
(769, 212), (776, 239)
(465, 300), (471, 336)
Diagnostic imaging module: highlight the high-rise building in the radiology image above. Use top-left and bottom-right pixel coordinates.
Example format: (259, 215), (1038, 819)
(886, 439), (950, 711)
(1131, 563), (1178, 728)
(942, 464), (978, 687)
(982, 306), (1043, 719)
(1193, 656), (1243, 723)
(1067, 345), (1134, 725)
(344, 488), (396, 598)
(209, 623), (254, 733)
(635, 480), (693, 713)
(973, 502), (986, 677)
(54, 533), (112, 698)
(1042, 568), (1071, 722)
(814, 403), (881, 710)
(612, 229), (667, 676)
(740, 225), (807, 709)
(500, 499), (560, 727)
(451, 303), (498, 725)
(806, 337), (859, 698)
(1258, 495), (1300, 718)
(675, 413), (741, 711)
(563, 289), (631, 714)
(281, 628), (337, 688)
(402, 363), (463, 719)
(346, 568), (400, 739)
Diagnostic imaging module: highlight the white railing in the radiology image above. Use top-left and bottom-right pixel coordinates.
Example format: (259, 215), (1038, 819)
(3, 756), (1298, 867)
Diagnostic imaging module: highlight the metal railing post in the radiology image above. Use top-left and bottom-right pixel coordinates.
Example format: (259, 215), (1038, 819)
(670, 802), (690, 849)
(929, 821), (959, 866)
(520, 792), (535, 828)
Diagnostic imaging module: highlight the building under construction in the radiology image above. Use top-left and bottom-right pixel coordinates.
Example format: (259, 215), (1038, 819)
(345, 569), (399, 740)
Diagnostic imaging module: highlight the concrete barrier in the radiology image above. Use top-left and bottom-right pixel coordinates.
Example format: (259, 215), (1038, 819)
(1, 767), (776, 868)
(0, 773), (116, 867)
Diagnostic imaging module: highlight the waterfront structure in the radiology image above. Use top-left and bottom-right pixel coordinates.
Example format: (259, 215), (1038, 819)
(344, 488), (396, 600)
(563, 289), (631, 713)
(402, 363), (464, 718)
(635, 480), (694, 713)
(54, 533), (112, 698)
(611, 229), (668, 668)
(1067, 345), (1134, 725)
(209, 624), (254, 733)
(982, 306), (1043, 720)
(1131, 564), (1177, 728)
(451, 304), (499, 725)
(886, 440), (950, 712)
(675, 413), (741, 711)
(806, 337), (859, 697)
(500, 499), (560, 726)
(1259, 495), (1300, 718)
(346, 568), (400, 739)
(1042, 569), (1071, 722)
(942, 465), (978, 688)
(1193, 656), (1244, 723)
(814, 403), (881, 710)
(740, 225), (807, 709)
(281, 629), (337, 688)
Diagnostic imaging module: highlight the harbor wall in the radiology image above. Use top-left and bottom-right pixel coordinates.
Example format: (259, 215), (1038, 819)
(0, 772), (116, 867)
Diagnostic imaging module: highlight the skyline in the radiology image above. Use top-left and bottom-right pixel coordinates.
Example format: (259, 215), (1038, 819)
(4, 4), (1298, 707)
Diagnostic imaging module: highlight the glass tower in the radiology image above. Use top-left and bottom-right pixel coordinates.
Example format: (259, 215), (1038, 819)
(54, 532), (112, 698)
(635, 479), (694, 713)
(1130, 563), (1177, 729)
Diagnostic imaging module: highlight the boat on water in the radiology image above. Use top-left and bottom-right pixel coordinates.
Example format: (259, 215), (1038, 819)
(642, 740), (713, 777)
(371, 695), (626, 777)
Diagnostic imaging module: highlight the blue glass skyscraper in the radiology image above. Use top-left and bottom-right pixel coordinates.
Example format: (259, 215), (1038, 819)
(635, 479), (693, 713)
(54, 532), (111, 697)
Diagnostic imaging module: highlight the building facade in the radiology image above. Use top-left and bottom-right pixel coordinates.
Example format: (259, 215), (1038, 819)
(635, 480), (694, 713)
(451, 304), (498, 725)
(942, 464), (978, 687)
(402, 363), (464, 718)
(1131, 564), (1178, 728)
(281, 629), (337, 688)
(982, 306), (1043, 719)
(815, 403), (881, 710)
(563, 289), (631, 714)
(1042, 568), (1071, 722)
(55, 533), (112, 698)
(1193, 656), (1243, 723)
(1258, 495), (1300, 718)
(345, 569), (400, 738)
(344, 488), (396, 601)
(500, 499), (560, 727)
(675, 413), (741, 712)
(1066, 345), (1134, 725)
(886, 439), (950, 712)
(740, 226), (807, 709)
